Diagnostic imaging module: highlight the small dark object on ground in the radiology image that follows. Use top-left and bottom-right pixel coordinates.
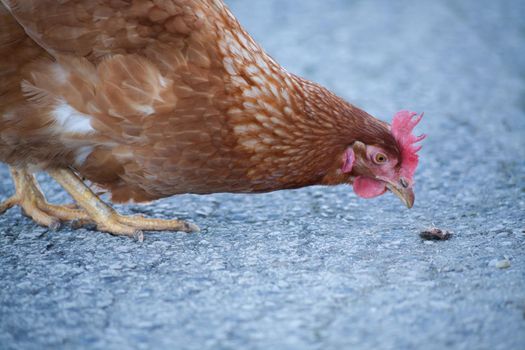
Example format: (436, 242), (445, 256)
(420, 228), (452, 240)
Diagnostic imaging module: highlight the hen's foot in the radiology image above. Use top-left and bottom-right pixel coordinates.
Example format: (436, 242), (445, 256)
(0, 168), (88, 229)
(48, 168), (199, 241)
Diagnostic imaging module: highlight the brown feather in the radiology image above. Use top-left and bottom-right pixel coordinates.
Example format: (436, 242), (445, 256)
(0, 0), (399, 203)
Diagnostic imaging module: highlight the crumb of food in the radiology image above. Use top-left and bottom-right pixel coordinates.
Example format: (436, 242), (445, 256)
(420, 228), (452, 240)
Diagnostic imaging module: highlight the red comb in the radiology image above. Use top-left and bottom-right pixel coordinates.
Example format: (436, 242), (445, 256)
(391, 110), (426, 181)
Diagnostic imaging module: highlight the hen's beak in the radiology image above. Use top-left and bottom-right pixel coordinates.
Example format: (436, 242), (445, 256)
(386, 180), (415, 208)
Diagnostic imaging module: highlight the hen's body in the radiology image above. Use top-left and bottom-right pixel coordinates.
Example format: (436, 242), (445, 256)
(1, 0), (389, 202)
(1, 0), (421, 239)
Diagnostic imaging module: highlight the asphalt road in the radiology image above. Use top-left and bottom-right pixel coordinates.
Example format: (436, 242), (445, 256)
(1, 0), (524, 349)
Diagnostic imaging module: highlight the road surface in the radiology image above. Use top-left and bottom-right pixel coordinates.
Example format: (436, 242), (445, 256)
(1, 0), (524, 349)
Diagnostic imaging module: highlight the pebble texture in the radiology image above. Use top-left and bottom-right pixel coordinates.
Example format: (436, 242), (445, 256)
(1, 0), (524, 349)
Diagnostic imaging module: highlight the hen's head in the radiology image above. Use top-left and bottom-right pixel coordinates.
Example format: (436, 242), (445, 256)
(341, 111), (425, 208)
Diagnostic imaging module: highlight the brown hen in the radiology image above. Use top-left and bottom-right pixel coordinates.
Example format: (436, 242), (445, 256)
(0, 0), (424, 239)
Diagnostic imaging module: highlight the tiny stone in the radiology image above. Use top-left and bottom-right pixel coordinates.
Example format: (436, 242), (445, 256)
(495, 259), (511, 269)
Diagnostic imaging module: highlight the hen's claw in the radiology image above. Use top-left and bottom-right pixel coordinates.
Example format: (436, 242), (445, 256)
(118, 215), (200, 233)
(2, 167), (199, 239)
(0, 194), (61, 230)
(0, 196), (17, 214)
(70, 214), (199, 241)
(0, 168), (88, 230)
(48, 168), (199, 239)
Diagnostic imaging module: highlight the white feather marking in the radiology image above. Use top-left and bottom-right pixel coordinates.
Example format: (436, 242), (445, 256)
(245, 65), (260, 75)
(259, 101), (280, 116)
(269, 83), (279, 97)
(136, 105), (155, 116)
(52, 101), (94, 134)
(159, 76), (169, 88)
(281, 89), (290, 103)
(223, 57), (237, 75)
(243, 101), (257, 110)
(234, 124), (260, 134)
(255, 56), (269, 71)
(242, 86), (262, 99)
(237, 32), (251, 50)
(231, 75), (248, 86)
(250, 75), (265, 86)
(241, 138), (265, 151)
(254, 113), (269, 123)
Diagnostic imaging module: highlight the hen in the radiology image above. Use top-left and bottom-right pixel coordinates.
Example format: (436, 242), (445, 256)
(0, 0), (424, 239)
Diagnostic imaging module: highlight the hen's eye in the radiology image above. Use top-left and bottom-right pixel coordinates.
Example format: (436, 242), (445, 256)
(374, 153), (387, 164)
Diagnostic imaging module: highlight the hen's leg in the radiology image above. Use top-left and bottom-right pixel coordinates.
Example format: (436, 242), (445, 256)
(0, 167), (89, 229)
(48, 168), (199, 241)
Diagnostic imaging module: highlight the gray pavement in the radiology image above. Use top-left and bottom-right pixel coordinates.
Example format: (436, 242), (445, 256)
(1, 0), (524, 349)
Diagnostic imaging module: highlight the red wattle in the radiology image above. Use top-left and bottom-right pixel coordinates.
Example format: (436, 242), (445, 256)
(353, 176), (387, 198)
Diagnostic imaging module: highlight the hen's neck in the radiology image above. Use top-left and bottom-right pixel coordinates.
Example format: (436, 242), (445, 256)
(216, 14), (390, 191)
(226, 68), (369, 191)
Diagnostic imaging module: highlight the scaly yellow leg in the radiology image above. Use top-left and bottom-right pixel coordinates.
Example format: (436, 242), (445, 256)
(0, 167), (88, 229)
(48, 168), (199, 241)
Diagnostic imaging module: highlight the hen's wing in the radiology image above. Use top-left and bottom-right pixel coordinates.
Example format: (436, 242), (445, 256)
(2, 0), (227, 61)
(0, 0), (251, 202)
